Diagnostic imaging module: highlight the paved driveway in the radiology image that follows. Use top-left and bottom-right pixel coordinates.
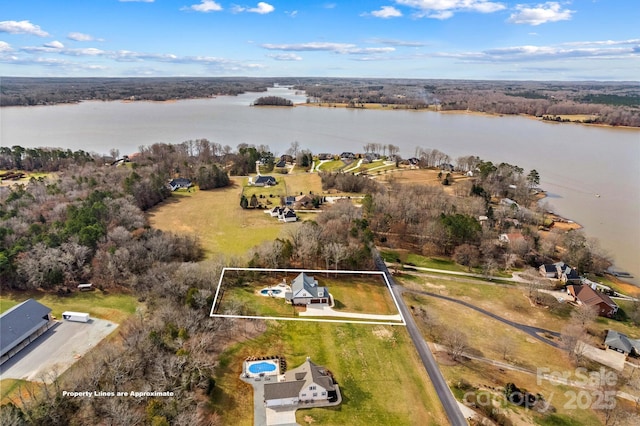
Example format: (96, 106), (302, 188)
(0, 318), (117, 383)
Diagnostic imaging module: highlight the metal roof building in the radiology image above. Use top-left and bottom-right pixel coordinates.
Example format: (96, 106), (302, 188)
(1, 299), (53, 364)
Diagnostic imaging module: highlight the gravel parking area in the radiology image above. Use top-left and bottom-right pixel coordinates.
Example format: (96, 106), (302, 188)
(0, 318), (118, 383)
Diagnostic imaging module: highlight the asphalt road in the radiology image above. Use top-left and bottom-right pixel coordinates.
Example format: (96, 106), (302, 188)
(405, 288), (562, 348)
(375, 253), (469, 426)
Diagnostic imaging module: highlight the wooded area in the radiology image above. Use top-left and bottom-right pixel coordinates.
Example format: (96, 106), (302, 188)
(2, 77), (638, 126)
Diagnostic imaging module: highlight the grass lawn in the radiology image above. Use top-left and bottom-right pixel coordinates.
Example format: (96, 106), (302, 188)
(317, 160), (346, 172)
(398, 274), (620, 425)
(241, 176), (287, 199)
(211, 321), (447, 425)
(216, 272), (399, 320)
(0, 290), (137, 324)
(283, 172), (323, 196)
(0, 379), (41, 405)
(381, 249), (513, 278)
(148, 178), (297, 258)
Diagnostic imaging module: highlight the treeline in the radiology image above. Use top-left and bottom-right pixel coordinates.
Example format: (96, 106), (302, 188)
(252, 96), (293, 106)
(320, 172), (381, 193)
(248, 200), (374, 271)
(0, 146), (94, 171)
(0, 77), (277, 106)
(295, 78), (640, 127)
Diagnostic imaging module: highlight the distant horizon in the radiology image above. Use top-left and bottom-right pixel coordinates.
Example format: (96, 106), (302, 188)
(2, 75), (639, 83)
(2, 1), (638, 80)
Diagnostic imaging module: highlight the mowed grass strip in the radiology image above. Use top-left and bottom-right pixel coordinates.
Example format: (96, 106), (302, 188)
(148, 178), (298, 258)
(212, 321), (447, 426)
(317, 160), (346, 172)
(0, 291), (137, 323)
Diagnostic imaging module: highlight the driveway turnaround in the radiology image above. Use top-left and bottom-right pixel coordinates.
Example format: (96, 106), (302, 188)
(0, 318), (117, 383)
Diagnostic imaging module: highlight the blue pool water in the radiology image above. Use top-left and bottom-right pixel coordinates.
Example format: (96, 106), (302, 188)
(260, 289), (281, 295)
(248, 361), (277, 374)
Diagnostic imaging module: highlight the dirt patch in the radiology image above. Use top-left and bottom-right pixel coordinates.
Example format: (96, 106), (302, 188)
(424, 282), (446, 290)
(372, 326), (393, 340)
(434, 350), (459, 366)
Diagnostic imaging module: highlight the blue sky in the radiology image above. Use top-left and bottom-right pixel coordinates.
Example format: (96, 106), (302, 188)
(1, 0), (638, 80)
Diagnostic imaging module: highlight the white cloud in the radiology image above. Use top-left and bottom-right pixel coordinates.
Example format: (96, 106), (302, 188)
(261, 42), (356, 52)
(371, 6), (403, 18)
(433, 39), (639, 62)
(62, 47), (106, 56)
(234, 2), (275, 14)
(268, 53), (302, 61)
(249, 2), (275, 14)
(0, 41), (12, 52)
(508, 2), (574, 26)
(68, 32), (99, 42)
(0, 20), (49, 37)
(44, 40), (64, 49)
(368, 38), (426, 47)
(395, 0), (505, 19)
(185, 0), (223, 12)
(260, 42), (395, 55)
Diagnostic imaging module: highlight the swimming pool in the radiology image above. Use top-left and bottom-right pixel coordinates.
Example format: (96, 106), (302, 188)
(248, 361), (277, 374)
(260, 288), (282, 295)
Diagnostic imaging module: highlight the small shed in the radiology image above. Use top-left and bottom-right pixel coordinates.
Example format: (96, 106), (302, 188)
(77, 283), (94, 291)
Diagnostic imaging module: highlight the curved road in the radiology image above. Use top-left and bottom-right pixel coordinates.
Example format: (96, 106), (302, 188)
(374, 253), (469, 426)
(402, 288), (561, 348)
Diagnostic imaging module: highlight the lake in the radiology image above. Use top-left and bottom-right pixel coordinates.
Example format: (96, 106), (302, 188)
(1, 87), (638, 283)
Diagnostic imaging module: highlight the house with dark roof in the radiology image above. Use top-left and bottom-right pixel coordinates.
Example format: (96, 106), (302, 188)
(559, 266), (581, 285)
(264, 357), (339, 407)
(168, 178), (192, 191)
(285, 273), (329, 305)
(278, 207), (297, 222)
(252, 175), (277, 187)
(567, 284), (618, 318)
(604, 330), (640, 356)
(1, 299), (53, 365)
(538, 262), (580, 284)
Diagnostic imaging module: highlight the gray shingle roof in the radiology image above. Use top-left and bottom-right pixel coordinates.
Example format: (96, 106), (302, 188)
(1, 299), (52, 357)
(264, 380), (305, 400)
(605, 330), (640, 355)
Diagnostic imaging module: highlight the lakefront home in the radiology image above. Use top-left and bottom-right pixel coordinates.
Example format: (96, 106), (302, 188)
(285, 273), (330, 305)
(566, 284), (618, 318)
(263, 357), (339, 407)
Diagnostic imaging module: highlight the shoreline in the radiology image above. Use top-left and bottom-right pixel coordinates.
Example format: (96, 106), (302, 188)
(296, 102), (640, 130)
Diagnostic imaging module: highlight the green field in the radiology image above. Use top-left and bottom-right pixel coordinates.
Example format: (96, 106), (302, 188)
(212, 321), (447, 425)
(0, 290), (137, 323)
(381, 249), (513, 278)
(397, 274), (610, 425)
(216, 272), (400, 321)
(316, 160), (346, 172)
(148, 178), (298, 258)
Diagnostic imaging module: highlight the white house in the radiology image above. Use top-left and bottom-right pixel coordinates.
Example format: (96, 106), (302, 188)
(285, 273), (329, 305)
(264, 357), (338, 407)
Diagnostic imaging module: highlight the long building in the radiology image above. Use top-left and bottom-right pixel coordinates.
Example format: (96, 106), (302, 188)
(0, 299), (53, 365)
